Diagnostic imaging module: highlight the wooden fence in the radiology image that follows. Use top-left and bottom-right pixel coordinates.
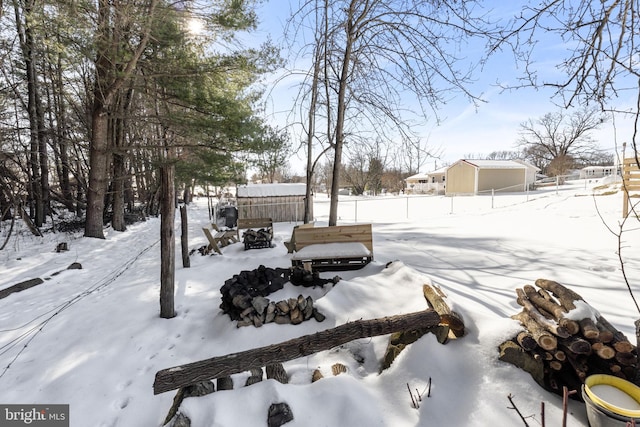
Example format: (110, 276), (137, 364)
(622, 157), (640, 217)
(236, 195), (311, 222)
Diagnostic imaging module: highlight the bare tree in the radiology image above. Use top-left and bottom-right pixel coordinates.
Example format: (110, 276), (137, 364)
(289, 0), (501, 225)
(498, 0), (639, 161)
(517, 108), (605, 176)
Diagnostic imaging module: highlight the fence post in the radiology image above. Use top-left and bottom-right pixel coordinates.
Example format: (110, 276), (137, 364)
(355, 199), (358, 222)
(406, 196), (409, 219)
(450, 195), (454, 214)
(491, 189), (495, 209)
(556, 176), (559, 195)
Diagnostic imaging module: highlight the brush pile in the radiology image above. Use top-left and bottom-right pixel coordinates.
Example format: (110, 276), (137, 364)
(499, 279), (638, 399)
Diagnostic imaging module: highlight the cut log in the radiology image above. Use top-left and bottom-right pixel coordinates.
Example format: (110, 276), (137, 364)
(523, 285), (566, 320)
(534, 279), (583, 311)
(154, 309), (441, 394)
(558, 318), (580, 336)
(422, 284), (465, 338)
(554, 350), (566, 362)
(512, 311), (557, 351)
(516, 288), (570, 338)
(591, 342), (616, 360)
(613, 341), (635, 354)
(579, 318), (599, 340)
(596, 324), (614, 343)
(559, 336), (592, 355)
(615, 352), (637, 367)
(517, 331), (538, 352)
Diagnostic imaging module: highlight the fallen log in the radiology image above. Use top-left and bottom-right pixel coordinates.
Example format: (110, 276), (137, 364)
(154, 309), (440, 394)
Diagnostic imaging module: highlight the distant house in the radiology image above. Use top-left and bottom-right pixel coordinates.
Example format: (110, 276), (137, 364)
(445, 159), (539, 195)
(405, 166), (447, 194)
(579, 165), (619, 179)
(236, 183), (310, 222)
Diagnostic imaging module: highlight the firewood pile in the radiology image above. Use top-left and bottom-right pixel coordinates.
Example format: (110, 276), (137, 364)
(219, 265), (339, 327)
(242, 228), (273, 250)
(499, 278), (638, 400)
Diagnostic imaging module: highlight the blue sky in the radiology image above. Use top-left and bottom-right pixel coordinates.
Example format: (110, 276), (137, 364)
(247, 0), (635, 173)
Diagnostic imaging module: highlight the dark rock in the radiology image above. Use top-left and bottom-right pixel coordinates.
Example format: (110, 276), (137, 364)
(267, 402), (294, 427)
(276, 300), (290, 314)
(274, 315), (291, 325)
(312, 308), (326, 322)
(252, 296), (270, 314)
(290, 308), (303, 325)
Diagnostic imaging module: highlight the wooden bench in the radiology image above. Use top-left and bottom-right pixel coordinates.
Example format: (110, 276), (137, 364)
(236, 217), (273, 250)
(202, 224), (239, 255)
(284, 222), (315, 253)
(290, 224), (373, 271)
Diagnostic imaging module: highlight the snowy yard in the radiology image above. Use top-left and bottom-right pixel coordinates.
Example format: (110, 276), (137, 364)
(0, 179), (638, 426)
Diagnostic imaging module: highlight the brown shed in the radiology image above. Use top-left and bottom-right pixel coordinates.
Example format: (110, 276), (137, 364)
(445, 159), (538, 195)
(236, 183), (311, 222)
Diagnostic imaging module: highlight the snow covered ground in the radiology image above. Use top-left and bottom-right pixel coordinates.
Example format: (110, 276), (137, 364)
(0, 179), (638, 426)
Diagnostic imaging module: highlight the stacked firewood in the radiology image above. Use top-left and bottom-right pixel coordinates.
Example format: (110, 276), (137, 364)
(242, 228), (273, 250)
(499, 278), (638, 399)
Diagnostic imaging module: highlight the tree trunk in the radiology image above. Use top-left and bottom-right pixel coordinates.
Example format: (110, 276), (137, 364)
(112, 152), (126, 232)
(160, 164), (176, 319)
(329, 2), (357, 226)
(180, 205), (190, 268)
(85, 107), (110, 238)
(153, 309), (440, 394)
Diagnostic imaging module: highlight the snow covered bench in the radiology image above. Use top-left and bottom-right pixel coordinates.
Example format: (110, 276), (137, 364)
(290, 224), (373, 271)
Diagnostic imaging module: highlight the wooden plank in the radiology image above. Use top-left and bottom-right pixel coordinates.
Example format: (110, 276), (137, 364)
(153, 309), (440, 394)
(202, 228), (222, 255)
(285, 222), (315, 253)
(294, 224), (373, 253)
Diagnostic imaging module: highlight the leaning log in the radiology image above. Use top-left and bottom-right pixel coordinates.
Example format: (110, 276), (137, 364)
(423, 284), (465, 338)
(154, 309), (441, 394)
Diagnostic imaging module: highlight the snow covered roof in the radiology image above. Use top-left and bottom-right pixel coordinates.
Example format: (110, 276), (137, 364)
(236, 183), (307, 198)
(461, 159), (536, 169)
(405, 167), (448, 181)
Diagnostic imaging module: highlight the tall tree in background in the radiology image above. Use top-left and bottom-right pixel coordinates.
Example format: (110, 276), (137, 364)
(11, 0), (49, 227)
(517, 108), (604, 176)
(84, 0), (159, 239)
(248, 125), (292, 183)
